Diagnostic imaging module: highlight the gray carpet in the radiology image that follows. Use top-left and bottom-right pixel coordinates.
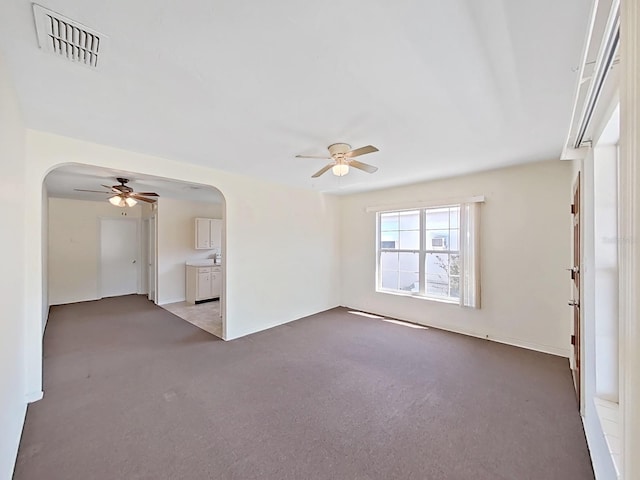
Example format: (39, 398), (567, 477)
(14, 295), (593, 479)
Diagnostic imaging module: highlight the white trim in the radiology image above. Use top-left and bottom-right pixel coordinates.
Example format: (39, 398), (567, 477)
(620, 0), (640, 477)
(594, 397), (622, 478)
(487, 334), (571, 358)
(341, 305), (570, 357)
(25, 390), (44, 403)
(158, 297), (186, 306)
(365, 195), (485, 213)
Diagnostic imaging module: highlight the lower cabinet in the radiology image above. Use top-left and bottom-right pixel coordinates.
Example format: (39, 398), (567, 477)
(186, 266), (222, 304)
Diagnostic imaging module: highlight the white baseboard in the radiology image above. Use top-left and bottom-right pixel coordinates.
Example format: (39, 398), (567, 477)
(341, 305), (570, 358)
(3, 403), (26, 480)
(486, 334), (570, 358)
(158, 297), (186, 306)
(25, 390), (43, 403)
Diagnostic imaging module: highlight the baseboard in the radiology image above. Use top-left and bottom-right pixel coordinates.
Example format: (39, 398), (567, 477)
(158, 297), (186, 306)
(2, 402), (27, 480)
(25, 390), (43, 403)
(341, 305), (570, 358)
(42, 305), (50, 337)
(486, 335), (570, 358)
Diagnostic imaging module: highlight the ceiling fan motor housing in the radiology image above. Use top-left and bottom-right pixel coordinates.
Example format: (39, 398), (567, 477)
(115, 177), (133, 193)
(328, 143), (351, 158)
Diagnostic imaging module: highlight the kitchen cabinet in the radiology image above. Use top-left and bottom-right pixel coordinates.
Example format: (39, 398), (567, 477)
(195, 218), (222, 250)
(186, 265), (222, 303)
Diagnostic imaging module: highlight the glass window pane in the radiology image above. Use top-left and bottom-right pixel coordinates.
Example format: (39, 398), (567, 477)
(449, 229), (459, 251)
(399, 272), (419, 292)
(381, 270), (398, 290)
(399, 210), (420, 230)
(450, 254), (460, 276)
(425, 208), (450, 230)
(398, 252), (419, 272)
(380, 231), (398, 249)
(449, 207), (460, 228)
(399, 230), (420, 250)
(381, 252), (399, 271)
(426, 230), (449, 250)
(380, 213), (399, 231)
(426, 281), (449, 297)
(426, 253), (450, 297)
(449, 276), (460, 299)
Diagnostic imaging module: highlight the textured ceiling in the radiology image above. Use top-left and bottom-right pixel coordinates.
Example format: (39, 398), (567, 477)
(0, 0), (591, 193)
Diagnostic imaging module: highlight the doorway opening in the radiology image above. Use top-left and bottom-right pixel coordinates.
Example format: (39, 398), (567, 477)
(44, 164), (226, 339)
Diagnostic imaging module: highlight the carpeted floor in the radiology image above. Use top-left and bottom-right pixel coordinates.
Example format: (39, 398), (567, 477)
(14, 295), (593, 480)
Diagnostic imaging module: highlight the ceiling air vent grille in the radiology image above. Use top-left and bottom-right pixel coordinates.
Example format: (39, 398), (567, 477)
(32, 4), (107, 68)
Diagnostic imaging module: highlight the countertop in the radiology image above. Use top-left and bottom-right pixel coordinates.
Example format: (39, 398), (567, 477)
(186, 260), (222, 267)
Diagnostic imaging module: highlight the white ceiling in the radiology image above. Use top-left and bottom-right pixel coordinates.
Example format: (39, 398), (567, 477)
(0, 0), (591, 193)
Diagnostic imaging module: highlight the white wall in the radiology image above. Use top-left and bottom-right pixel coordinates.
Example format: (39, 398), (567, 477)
(156, 197), (223, 305)
(23, 130), (341, 398)
(0, 53), (27, 480)
(48, 198), (143, 305)
(340, 160), (573, 356)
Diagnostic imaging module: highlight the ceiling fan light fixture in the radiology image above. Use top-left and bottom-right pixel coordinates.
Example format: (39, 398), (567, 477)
(109, 195), (125, 207)
(125, 197), (137, 207)
(332, 164), (349, 176)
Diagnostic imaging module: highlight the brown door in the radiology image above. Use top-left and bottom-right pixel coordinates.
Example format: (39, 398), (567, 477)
(570, 173), (581, 405)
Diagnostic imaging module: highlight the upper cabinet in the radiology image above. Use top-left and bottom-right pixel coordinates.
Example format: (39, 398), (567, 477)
(195, 218), (222, 250)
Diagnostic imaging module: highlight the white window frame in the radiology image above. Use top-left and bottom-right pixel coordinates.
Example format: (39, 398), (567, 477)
(372, 197), (482, 308)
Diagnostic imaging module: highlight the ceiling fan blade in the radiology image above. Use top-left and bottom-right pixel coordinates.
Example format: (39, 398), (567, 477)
(74, 189), (111, 194)
(102, 184), (122, 193)
(345, 145), (379, 158)
(134, 192), (159, 196)
(130, 194), (156, 203)
(311, 163), (334, 178)
(296, 154), (332, 159)
(349, 160), (378, 174)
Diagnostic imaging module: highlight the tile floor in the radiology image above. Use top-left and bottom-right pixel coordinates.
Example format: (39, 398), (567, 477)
(161, 300), (222, 338)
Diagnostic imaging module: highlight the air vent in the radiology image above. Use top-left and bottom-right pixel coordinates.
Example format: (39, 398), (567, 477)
(32, 4), (107, 68)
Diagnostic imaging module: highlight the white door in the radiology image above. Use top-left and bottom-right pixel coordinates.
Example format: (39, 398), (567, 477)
(148, 215), (157, 303)
(100, 218), (139, 298)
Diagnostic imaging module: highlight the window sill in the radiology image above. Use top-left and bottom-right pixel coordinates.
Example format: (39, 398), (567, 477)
(376, 289), (459, 305)
(593, 397), (622, 479)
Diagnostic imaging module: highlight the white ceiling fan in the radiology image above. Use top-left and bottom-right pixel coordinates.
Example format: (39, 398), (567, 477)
(296, 143), (379, 178)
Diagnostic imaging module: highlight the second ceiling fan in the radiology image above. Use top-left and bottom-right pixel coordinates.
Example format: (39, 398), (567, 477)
(74, 177), (159, 207)
(296, 143), (379, 178)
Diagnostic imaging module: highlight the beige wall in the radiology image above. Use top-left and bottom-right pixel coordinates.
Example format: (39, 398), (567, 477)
(157, 197), (223, 304)
(0, 53), (27, 479)
(48, 198), (143, 305)
(24, 130), (342, 374)
(339, 160), (574, 356)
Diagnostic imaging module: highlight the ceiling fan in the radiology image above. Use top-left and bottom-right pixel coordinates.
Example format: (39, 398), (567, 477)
(296, 143), (379, 178)
(74, 177), (159, 207)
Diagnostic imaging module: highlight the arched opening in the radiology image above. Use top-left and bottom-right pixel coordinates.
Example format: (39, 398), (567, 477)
(43, 163), (227, 340)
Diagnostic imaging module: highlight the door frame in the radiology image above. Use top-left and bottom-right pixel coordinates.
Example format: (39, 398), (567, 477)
(147, 214), (158, 304)
(571, 172), (582, 408)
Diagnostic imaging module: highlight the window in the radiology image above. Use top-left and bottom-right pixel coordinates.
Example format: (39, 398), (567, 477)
(377, 203), (480, 307)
